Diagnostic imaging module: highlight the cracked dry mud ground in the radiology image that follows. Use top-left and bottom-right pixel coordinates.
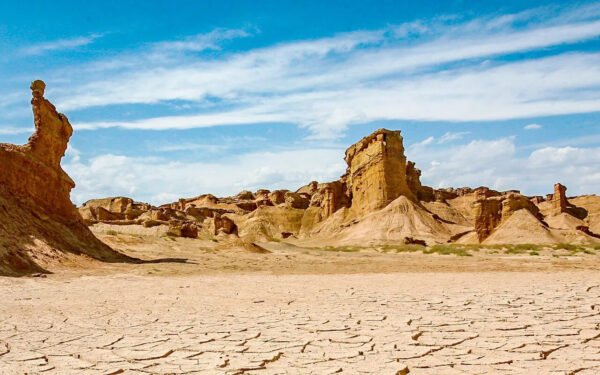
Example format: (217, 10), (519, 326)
(1, 273), (600, 374)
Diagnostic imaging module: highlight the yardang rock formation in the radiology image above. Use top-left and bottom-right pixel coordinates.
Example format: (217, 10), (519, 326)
(0, 80), (131, 276)
(0, 82), (598, 276)
(82, 128), (600, 248)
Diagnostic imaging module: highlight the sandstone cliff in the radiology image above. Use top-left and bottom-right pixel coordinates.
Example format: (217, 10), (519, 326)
(344, 129), (415, 215)
(0, 81), (131, 275)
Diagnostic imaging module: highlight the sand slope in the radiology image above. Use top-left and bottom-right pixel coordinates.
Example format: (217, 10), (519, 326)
(309, 196), (454, 245)
(484, 209), (556, 245)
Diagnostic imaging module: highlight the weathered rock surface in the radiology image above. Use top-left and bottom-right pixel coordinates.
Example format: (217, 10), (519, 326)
(344, 129), (415, 215)
(0, 81), (131, 275)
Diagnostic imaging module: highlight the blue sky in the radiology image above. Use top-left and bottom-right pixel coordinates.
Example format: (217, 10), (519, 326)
(1, 0), (599, 204)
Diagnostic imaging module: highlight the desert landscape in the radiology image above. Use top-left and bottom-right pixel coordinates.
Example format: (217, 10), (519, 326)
(0, 80), (598, 374)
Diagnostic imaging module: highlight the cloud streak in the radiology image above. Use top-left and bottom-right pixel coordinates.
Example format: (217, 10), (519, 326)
(35, 3), (600, 138)
(20, 34), (102, 55)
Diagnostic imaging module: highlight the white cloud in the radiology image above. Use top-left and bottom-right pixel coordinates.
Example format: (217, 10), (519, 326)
(36, 3), (600, 139)
(152, 28), (252, 52)
(0, 126), (33, 135)
(65, 147), (346, 205)
(411, 131), (471, 146)
(70, 51), (600, 138)
(524, 123), (542, 130)
(20, 34), (102, 55)
(409, 137), (600, 196)
(437, 132), (470, 143)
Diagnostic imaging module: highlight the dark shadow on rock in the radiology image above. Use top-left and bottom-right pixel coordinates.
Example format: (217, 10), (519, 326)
(134, 257), (196, 264)
(0, 188), (192, 277)
(567, 205), (588, 220)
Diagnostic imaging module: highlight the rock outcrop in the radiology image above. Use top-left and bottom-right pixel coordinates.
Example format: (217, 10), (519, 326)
(472, 192), (542, 242)
(0, 81), (131, 275)
(473, 198), (503, 242)
(344, 129), (415, 215)
(552, 183), (568, 215)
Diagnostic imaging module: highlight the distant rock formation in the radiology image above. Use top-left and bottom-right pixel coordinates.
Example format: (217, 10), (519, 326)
(0, 81), (130, 275)
(472, 192), (541, 242)
(77, 128), (600, 248)
(552, 183), (568, 215)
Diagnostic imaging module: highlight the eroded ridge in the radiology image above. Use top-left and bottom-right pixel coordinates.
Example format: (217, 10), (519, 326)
(0, 272), (599, 374)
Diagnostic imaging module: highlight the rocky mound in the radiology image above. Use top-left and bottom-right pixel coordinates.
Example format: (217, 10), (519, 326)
(483, 209), (557, 245)
(0, 81), (131, 276)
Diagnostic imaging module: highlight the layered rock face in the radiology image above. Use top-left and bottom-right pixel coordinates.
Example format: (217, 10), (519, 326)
(473, 198), (503, 242)
(0, 80), (78, 222)
(80, 197), (151, 223)
(309, 181), (349, 218)
(0, 81), (130, 275)
(344, 129), (415, 215)
(472, 193), (542, 242)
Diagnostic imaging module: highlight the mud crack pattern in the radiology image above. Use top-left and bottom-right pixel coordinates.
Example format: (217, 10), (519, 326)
(0, 272), (599, 374)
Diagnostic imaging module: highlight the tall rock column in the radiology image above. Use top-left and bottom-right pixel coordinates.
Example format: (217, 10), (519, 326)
(344, 129), (415, 215)
(0, 80), (131, 275)
(552, 183), (568, 215)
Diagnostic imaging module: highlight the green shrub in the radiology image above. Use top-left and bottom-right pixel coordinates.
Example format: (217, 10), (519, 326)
(553, 243), (582, 252)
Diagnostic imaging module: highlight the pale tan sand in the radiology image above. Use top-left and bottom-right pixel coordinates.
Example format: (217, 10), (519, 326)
(1, 271), (599, 374)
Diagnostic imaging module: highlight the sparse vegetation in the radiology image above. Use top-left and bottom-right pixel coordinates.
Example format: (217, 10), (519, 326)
(424, 244), (472, 257)
(106, 230), (118, 236)
(552, 243), (597, 255)
(503, 244), (540, 254)
(313, 242), (598, 257)
(322, 246), (362, 252)
(553, 243), (582, 252)
(379, 244), (424, 253)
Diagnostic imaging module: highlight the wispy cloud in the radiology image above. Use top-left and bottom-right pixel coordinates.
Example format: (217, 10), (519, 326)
(0, 126), (33, 135)
(152, 28), (252, 52)
(20, 33), (103, 56)
(524, 123), (543, 130)
(31, 3), (600, 139)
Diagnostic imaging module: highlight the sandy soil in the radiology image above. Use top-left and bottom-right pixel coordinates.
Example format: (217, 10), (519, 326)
(1, 231), (600, 374)
(55, 229), (600, 277)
